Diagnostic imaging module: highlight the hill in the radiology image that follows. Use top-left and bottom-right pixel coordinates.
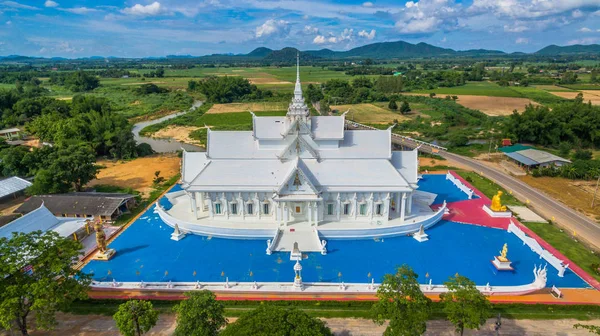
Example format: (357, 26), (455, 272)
(247, 47), (273, 58)
(535, 44), (600, 55)
(305, 41), (458, 59)
(262, 47), (321, 62)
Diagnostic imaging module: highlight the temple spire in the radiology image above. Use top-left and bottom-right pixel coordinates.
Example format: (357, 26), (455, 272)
(294, 52), (302, 99)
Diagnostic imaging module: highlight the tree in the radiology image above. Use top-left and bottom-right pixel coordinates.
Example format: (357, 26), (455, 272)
(64, 70), (100, 92)
(221, 305), (332, 336)
(113, 300), (159, 336)
(388, 99), (398, 110)
(0, 230), (91, 335)
(173, 291), (227, 336)
(29, 144), (98, 194)
(573, 149), (593, 161)
(574, 323), (600, 334)
(399, 101), (411, 114)
(372, 265), (432, 336)
(440, 275), (491, 336)
(429, 92), (436, 98)
(558, 142), (572, 158)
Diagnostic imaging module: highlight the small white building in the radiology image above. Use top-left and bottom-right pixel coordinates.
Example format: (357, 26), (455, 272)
(157, 58), (445, 251)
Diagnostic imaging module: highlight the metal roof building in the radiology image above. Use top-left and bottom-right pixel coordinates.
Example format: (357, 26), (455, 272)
(504, 148), (571, 168)
(0, 204), (86, 239)
(0, 177), (32, 203)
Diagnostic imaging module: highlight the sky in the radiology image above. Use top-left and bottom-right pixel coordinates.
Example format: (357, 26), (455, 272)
(1, 0), (600, 58)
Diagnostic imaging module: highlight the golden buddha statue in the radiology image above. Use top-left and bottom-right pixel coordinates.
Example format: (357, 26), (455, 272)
(498, 243), (508, 262)
(94, 222), (107, 253)
(490, 191), (507, 212)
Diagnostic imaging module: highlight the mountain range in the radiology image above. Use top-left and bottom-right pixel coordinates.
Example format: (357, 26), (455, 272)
(1, 40), (599, 62)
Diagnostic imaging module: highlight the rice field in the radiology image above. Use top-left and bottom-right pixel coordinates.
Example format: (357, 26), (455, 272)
(207, 102), (289, 114)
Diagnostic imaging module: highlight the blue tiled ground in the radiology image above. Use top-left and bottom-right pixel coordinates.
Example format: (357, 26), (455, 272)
(83, 205), (588, 288)
(417, 174), (477, 205)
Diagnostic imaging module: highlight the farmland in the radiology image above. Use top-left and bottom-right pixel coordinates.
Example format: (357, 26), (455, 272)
(207, 102), (289, 114)
(331, 103), (408, 124)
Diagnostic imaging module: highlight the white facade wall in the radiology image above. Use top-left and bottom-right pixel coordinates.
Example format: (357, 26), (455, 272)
(187, 190), (411, 225)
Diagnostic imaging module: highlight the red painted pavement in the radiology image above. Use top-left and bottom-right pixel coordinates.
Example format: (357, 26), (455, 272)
(435, 171), (600, 291)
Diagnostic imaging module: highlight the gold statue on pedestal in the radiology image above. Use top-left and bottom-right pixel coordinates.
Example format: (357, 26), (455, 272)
(498, 243), (508, 262)
(490, 191), (507, 212)
(94, 222), (107, 253)
(92, 221), (115, 261)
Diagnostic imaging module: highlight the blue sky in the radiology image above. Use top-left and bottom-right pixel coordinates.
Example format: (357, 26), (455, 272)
(1, 0), (600, 57)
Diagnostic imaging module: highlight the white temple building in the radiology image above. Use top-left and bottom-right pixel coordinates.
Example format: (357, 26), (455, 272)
(156, 57), (446, 253)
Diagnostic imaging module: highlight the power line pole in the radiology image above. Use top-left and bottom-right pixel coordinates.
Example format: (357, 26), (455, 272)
(592, 174), (600, 208)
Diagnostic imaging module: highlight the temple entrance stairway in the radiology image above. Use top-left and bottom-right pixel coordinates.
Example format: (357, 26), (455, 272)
(272, 224), (324, 254)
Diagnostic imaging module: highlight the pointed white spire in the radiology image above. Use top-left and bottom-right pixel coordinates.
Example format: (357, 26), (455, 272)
(294, 52), (302, 100)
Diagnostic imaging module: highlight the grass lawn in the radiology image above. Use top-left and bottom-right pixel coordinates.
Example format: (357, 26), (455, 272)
(0, 83), (15, 89)
(532, 85), (575, 92)
(331, 103), (408, 124)
(207, 102), (289, 114)
(523, 222), (600, 282)
(456, 171), (523, 206)
(448, 144), (490, 158)
(64, 299), (600, 320)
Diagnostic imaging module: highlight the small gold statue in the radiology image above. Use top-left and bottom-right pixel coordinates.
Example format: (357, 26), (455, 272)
(490, 191), (507, 212)
(94, 222), (107, 253)
(498, 243), (508, 262)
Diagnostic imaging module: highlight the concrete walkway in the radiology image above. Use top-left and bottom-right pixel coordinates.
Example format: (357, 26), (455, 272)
(5, 313), (600, 336)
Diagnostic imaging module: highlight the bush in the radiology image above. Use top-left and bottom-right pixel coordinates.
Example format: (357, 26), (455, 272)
(135, 143), (154, 157)
(573, 149), (593, 161)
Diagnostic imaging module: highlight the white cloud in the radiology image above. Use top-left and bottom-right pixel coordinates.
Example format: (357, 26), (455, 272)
(5, 20), (11, 25)
(122, 2), (163, 16)
(578, 27), (593, 33)
(61, 7), (99, 14)
(362, 1), (373, 7)
(313, 35), (326, 44)
(303, 25), (319, 35)
(358, 29), (376, 40)
(255, 19), (290, 38)
(394, 0), (461, 35)
(1, 1), (38, 10)
(572, 9), (584, 18)
(515, 37), (529, 44)
(567, 37), (598, 45)
(44, 0), (58, 8)
(504, 25), (528, 33)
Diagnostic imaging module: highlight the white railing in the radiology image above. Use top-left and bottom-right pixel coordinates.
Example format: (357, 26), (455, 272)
(508, 221), (569, 277)
(90, 263), (547, 296)
(345, 120), (447, 151)
(266, 228), (282, 255)
(313, 227), (327, 255)
(446, 171), (474, 199)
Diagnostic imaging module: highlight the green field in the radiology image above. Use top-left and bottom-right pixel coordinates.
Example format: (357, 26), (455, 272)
(412, 82), (523, 97)
(560, 84), (600, 91)
(0, 83), (15, 89)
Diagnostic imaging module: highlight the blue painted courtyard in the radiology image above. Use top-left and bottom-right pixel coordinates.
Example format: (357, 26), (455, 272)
(82, 175), (590, 289)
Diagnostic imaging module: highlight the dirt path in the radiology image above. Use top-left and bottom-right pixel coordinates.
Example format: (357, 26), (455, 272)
(151, 126), (202, 145)
(11, 313), (600, 336)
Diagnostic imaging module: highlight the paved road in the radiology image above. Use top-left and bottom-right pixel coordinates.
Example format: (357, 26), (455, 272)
(347, 121), (600, 249)
(9, 313), (600, 336)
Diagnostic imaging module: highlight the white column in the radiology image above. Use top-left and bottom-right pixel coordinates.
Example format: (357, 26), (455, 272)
(396, 192), (401, 214)
(188, 192), (194, 212)
(336, 193), (341, 221)
(407, 192), (413, 215)
(283, 203), (288, 226)
(369, 193), (374, 221)
(307, 202), (312, 225)
(384, 193), (390, 219)
(400, 193), (407, 223)
(207, 195), (214, 219)
(353, 193), (358, 220)
(191, 193), (198, 219)
(314, 202), (319, 224)
(240, 193), (245, 220)
(255, 193), (260, 220)
(199, 192), (205, 213)
(223, 193), (229, 220)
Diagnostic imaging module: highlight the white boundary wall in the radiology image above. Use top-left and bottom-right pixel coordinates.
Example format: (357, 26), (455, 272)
(446, 171), (474, 199)
(508, 221), (569, 277)
(90, 264), (547, 296)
